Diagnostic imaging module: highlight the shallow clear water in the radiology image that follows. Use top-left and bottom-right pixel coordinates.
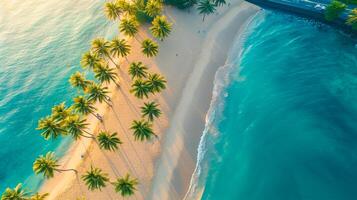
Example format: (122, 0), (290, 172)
(189, 11), (357, 200)
(0, 0), (117, 192)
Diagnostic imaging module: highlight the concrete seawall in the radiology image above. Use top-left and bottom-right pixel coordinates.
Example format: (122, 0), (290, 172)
(245, 0), (356, 33)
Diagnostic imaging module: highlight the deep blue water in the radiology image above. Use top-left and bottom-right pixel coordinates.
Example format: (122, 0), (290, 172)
(0, 0), (117, 193)
(187, 11), (357, 200)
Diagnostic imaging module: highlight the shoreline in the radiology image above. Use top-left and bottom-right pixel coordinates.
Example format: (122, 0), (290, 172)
(40, 1), (259, 199)
(149, 2), (259, 199)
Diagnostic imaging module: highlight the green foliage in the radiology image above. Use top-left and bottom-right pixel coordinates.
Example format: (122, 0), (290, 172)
(145, 0), (163, 17)
(119, 17), (140, 37)
(30, 193), (49, 200)
(1, 184), (28, 200)
(197, 0), (216, 21)
(150, 15), (172, 41)
(141, 101), (161, 121)
(129, 62), (148, 80)
(37, 116), (66, 140)
(130, 79), (150, 99)
(72, 96), (97, 116)
(141, 39), (159, 57)
(64, 115), (90, 140)
(325, 1), (347, 21)
(347, 8), (357, 30)
(69, 72), (90, 91)
(97, 131), (122, 151)
(130, 119), (156, 141)
(146, 73), (167, 93)
(33, 152), (60, 179)
(164, 0), (197, 9)
(109, 38), (131, 58)
(81, 166), (109, 191)
(93, 63), (118, 85)
(340, 0), (357, 4)
(112, 174), (138, 197)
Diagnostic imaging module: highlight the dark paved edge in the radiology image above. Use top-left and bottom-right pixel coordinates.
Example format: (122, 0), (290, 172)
(245, 0), (357, 35)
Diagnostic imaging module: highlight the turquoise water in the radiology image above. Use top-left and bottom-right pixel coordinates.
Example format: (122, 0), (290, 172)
(0, 0), (117, 193)
(188, 11), (357, 200)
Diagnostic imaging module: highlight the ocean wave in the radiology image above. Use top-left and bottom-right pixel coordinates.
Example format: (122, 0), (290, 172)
(183, 12), (262, 200)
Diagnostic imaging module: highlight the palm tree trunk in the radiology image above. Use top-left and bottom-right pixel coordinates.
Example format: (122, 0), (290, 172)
(55, 168), (78, 173)
(90, 111), (103, 122)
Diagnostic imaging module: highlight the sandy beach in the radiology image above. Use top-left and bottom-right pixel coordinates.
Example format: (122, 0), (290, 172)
(40, 1), (259, 199)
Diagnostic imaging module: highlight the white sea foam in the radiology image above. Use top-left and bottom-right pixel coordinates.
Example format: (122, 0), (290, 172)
(183, 12), (261, 200)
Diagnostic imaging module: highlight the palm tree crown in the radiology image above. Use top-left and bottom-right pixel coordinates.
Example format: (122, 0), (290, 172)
(80, 51), (100, 70)
(69, 71), (90, 91)
(119, 17), (139, 38)
(93, 63), (118, 85)
(104, 2), (122, 21)
(145, 0), (163, 18)
(51, 102), (72, 121)
(213, 0), (226, 6)
(347, 9), (357, 30)
(81, 166), (109, 191)
(128, 62), (148, 80)
(146, 73), (167, 93)
(86, 83), (110, 104)
(97, 131), (122, 151)
(141, 39), (159, 57)
(150, 15), (172, 41)
(91, 38), (111, 59)
(1, 184), (28, 200)
(112, 174), (138, 197)
(64, 115), (91, 140)
(37, 116), (65, 140)
(72, 96), (97, 116)
(197, 0), (216, 21)
(110, 38), (131, 58)
(33, 152), (60, 179)
(141, 101), (161, 122)
(30, 193), (49, 200)
(130, 119), (156, 141)
(130, 79), (150, 99)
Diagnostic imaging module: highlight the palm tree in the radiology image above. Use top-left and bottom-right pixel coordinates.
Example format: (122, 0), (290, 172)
(86, 83), (111, 105)
(91, 38), (118, 67)
(128, 62), (148, 80)
(197, 0), (216, 21)
(69, 71), (90, 91)
(150, 15), (172, 41)
(141, 39), (159, 57)
(119, 17), (139, 38)
(30, 193), (49, 200)
(72, 96), (101, 121)
(97, 131), (122, 151)
(130, 79), (150, 99)
(213, 0), (226, 6)
(130, 119), (157, 141)
(112, 174), (138, 197)
(347, 9), (357, 30)
(64, 115), (94, 140)
(33, 152), (77, 179)
(93, 63), (119, 86)
(118, 0), (138, 15)
(51, 102), (72, 121)
(37, 116), (66, 140)
(1, 183), (28, 200)
(110, 38), (131, 61)
(141, 101), (161, 122)
(146, 73), (167, 93)
(145, 0), (163, 18)
(80, 51), (100, 70)
(81, 166), (109, 191)
(104, 1), (122, 21)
